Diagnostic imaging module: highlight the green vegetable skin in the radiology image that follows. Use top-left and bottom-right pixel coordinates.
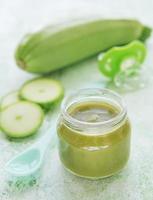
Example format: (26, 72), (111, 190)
(57, 102), (131, 179)
(15, 19), (151, 74)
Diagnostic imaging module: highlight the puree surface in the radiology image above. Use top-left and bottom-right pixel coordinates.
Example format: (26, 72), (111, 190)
(69, 101), (119, 123)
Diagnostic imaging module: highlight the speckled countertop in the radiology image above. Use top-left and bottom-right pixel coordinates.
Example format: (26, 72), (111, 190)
(0, 0), (153, 199)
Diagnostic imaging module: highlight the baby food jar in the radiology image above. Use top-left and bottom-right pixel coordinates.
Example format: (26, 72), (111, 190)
(57, 88), (131, 179)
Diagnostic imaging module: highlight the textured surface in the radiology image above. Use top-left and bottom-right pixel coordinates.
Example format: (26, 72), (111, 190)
(0, 0), (153, 199)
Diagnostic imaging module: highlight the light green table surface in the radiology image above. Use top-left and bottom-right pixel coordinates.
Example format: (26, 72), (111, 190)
(0, 0), (153, 199)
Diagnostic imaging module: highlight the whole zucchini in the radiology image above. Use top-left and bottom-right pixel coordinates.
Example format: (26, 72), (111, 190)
(15, 19), (151, 74)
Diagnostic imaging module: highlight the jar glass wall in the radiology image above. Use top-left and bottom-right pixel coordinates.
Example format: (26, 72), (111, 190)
(57, 88), (131, 179)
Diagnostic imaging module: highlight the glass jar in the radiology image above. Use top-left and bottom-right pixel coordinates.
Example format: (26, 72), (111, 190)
(57, 88), (131, 179)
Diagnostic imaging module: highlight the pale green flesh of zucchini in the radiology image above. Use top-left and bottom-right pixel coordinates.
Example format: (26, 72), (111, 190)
(0, 101), (44, 138)
(20, 78), (63, 105)
(0, 91), (20, 110)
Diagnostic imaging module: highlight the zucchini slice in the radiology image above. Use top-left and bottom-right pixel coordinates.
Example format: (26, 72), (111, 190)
(19, 78), (63, 108)
(0, 91), (20, 110)
(0, 101), (44, 138)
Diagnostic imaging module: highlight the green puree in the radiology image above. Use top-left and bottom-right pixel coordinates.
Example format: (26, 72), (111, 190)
(57, 101), (131, 179)
(70, 102), (118, 124)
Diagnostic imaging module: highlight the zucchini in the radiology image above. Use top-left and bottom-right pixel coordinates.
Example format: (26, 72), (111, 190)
(0, 101), (44, 138)
(0, 91), (20, 110)
(15, 19), (151, 74)
(19, 77), (63, 108)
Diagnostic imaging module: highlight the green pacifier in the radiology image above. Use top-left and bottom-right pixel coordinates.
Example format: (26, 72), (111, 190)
(98, 40), (147, 91)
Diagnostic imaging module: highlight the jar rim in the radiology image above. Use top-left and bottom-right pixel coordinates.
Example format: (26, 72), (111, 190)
(61, 88), (127, 133)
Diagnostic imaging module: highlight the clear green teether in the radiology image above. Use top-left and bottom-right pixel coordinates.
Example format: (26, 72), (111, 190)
(98, 40), (147, 79)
